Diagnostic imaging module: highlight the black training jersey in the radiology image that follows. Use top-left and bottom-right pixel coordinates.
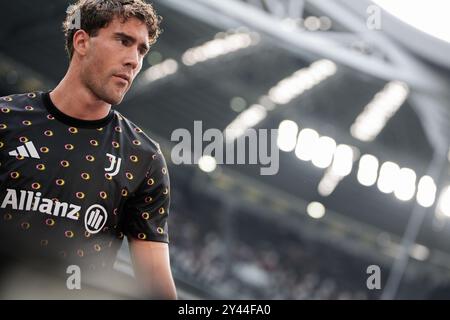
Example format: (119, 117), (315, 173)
(0, 91), (170, 272)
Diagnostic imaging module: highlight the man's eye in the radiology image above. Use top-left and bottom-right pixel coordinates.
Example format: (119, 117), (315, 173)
(120, 39), (130, 46)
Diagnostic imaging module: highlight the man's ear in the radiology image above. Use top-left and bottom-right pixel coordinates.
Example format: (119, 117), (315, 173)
(72, 29), (90, 57)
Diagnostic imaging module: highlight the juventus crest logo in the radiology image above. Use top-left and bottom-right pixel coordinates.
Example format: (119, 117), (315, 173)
(105, 153), (122, 177)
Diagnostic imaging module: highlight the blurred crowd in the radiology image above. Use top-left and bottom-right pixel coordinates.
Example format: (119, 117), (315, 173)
(168, 188), (380, 299)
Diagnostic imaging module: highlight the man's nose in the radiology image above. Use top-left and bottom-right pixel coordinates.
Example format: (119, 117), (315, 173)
(124, 49), (140, 71)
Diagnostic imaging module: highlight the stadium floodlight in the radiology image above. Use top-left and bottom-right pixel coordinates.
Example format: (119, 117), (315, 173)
(394, 167), (416, 201)
(311, 136), (336, 169)
(295, 128), (319, 161)
(307, 201), (326, 219)
(277, 120), (299, 152)
(357, 154), (379, 187)
(416, 175), (437, 208)
(377, 161), (400, 194)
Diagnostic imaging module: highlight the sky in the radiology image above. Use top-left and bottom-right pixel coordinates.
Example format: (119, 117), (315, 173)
(372, 0), (450, 43)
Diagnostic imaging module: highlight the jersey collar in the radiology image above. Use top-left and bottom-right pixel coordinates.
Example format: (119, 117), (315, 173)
(42, 91), (114, 129)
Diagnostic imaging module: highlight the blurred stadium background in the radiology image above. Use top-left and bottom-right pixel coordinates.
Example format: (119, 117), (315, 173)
(1, 0), (450, 299)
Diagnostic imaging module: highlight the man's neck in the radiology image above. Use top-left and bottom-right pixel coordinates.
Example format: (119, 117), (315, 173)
(50, 71), (111, 121)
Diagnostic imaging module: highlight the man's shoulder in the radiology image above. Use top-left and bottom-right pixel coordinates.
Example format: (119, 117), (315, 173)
(113, 110), (162, 155)
(0, 91), (43, 102)
(0, 91), (44, 110)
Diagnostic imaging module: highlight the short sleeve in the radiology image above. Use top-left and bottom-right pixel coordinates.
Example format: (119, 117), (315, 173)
(122, 148), (170, 243)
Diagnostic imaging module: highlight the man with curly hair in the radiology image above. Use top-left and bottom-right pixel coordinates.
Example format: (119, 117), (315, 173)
(0, 0), (177, 299)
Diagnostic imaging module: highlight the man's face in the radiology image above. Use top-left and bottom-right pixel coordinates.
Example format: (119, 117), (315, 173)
(80, 17), (150, 105)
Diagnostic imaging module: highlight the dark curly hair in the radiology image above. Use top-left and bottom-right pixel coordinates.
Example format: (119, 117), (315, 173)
(63, 0), (162, 60)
